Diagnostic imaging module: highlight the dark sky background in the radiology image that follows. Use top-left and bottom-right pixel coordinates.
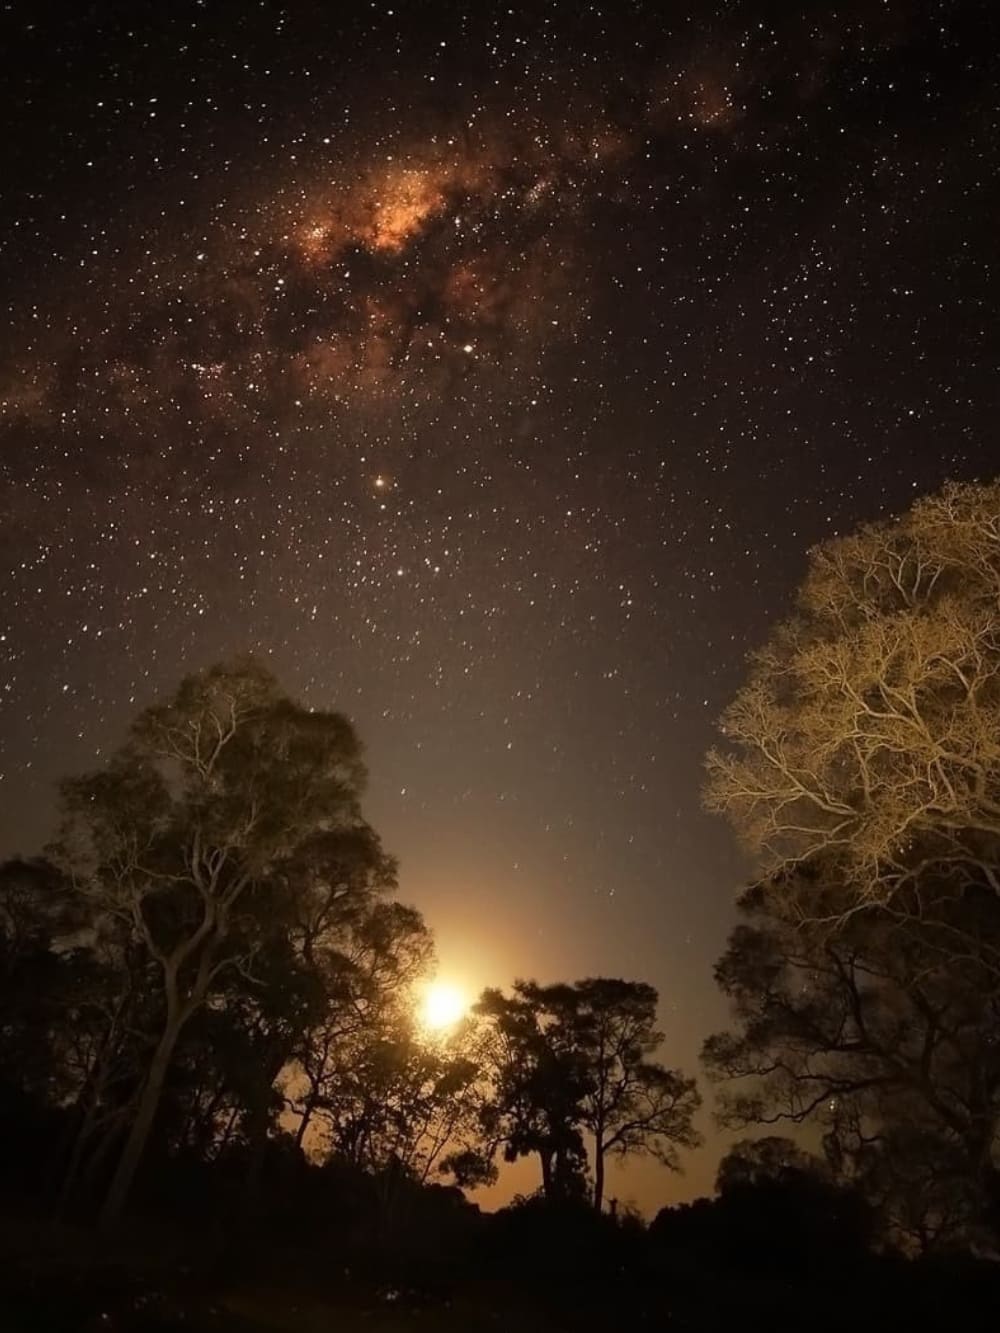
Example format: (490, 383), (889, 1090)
(1, 0), (998, 1211)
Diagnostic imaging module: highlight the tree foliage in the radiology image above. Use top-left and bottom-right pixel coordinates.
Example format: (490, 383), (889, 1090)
(476, 981), (591, 1203)
(706, 480), (1000, 913)
(709, 874), (1000, 1249)
(477, 978), (699, 1209)
(45, 659), (409, 1222)
(703, 480), (1000, 1252)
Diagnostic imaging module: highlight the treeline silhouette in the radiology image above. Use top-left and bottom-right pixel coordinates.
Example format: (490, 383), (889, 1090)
(0, 662), (699, 1228)
(3, 479), (1000, 1330)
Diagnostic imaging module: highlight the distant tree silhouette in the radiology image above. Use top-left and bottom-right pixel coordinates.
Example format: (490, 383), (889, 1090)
(476, 978), (699, 1207)
(287, 894), (432, 1154)
(652, 1136), (872, 1278)
(312, 1012), (485, 1188)
(714, 1135), (822, 1193)
(476, 982), (590, 1202)
(0, 858), (76, 1104)
(565, 978), (701, 1211)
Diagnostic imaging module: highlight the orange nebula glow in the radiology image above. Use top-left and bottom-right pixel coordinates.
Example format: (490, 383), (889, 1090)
(366, 167), (448, 252)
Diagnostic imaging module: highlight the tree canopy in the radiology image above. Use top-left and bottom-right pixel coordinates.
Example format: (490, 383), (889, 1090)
(48, 659), (400, 1222)
(705, 480), (1000, 914)
(476, 978), (699, 1210)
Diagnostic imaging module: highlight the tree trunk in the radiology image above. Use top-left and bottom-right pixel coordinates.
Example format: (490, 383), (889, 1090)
(294, 1093), (318, 1152)
(593, 1135), (606, 1213)
(81, 1115), (128, 1192)
(216, 1104), (240, 1158)
(539, 1147), (554, 1199)
(99, 1017), (182, 1228)
(190, 1079), (228, 1155)
(242, 1043), (288, 1209)
(54, 1103), (104, 1216)
(53, 987), (131, 1212)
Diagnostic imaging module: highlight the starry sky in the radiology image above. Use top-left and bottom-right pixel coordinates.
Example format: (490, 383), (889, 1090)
(1, 0), (998, 1211)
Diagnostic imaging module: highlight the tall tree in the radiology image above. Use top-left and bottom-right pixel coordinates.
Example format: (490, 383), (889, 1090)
(51, 659), (385, 1225)
(477, 979), (700, 1208)
(566, 978), (700, 1212)
(702, 480), (1000, 1250)
(476, 982), (590, 1202)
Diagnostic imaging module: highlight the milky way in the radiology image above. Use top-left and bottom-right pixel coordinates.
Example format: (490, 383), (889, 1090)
(2, 1), (998, 1207)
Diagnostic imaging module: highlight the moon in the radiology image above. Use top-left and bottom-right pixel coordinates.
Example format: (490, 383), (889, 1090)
(421, 981), (467, 1031)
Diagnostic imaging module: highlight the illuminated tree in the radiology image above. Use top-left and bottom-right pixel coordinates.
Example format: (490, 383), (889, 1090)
(705, 479), (1000, 918)
(704, 481), (1000, 1250)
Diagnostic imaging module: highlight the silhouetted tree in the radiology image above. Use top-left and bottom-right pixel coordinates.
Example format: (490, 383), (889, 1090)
(477, 978), (699, 1207)
(714, 1135), (822, 1193)
(476, 982), (590, 1202)
(314, 1014), (482, 1181)
(564, 978), (701, 1211)
(0, 858), (77, 1104)
(287, 895), (431, 1154)
(653, 1137), (872, 1278)
(703, 851), (1000, 1250)
(49, 658), (386, 1225)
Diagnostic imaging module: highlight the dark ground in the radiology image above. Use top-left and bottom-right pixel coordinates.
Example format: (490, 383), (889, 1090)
(4, 1208), (999, 1333)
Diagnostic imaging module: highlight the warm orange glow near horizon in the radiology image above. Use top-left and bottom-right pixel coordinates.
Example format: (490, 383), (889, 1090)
(420, 979), (468, 1031)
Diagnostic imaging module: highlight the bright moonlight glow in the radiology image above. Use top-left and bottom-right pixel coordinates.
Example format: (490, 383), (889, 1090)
(421, 981), (467, 1031)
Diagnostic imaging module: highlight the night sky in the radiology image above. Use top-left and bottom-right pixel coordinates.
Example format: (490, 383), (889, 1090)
(1, 1), (998, 1210)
